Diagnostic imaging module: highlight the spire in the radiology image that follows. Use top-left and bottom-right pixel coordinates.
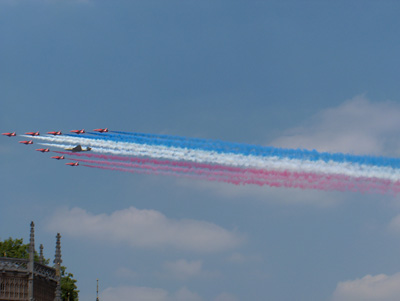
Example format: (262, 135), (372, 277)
(39, 244), (44, 264)
(29, 221), (35, 260)
(28, 221), (35, 301)
(54, 233), (62, 267)
(54, 233), (62, 301)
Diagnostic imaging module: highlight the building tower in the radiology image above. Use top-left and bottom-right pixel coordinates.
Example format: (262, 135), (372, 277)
(54, 233), (62, 301)
(0, 222), (60, 301)
(39, 244), (44, 264)
(28, 221), (35, 301)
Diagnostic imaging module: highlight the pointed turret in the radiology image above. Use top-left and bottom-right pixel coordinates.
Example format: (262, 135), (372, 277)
(54, 233), (62, 301)
(39, 244), (44, 264)
(28, 221), (35, 301)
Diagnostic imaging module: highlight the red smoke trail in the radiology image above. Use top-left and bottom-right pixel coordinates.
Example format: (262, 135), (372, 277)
(69, 158), (376, 189)
(69, 158), (252, 180)
(75, 157), (400, 194)
(57, 152), (400, 193)
(81, 164), (319, 188)
(81, 164), (244, 185)
(56, 151), (395, 186)
(82, 163), (395, 193)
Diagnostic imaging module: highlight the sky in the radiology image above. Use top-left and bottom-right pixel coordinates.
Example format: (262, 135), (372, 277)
(2, 0), (400, 300)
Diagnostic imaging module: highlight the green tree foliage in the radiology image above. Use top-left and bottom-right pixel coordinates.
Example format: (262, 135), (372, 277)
(61, 266), (79, 301)
(0, 237), (49, 264)
(0, 237), (78, 300)
(0, 237), (29, 259)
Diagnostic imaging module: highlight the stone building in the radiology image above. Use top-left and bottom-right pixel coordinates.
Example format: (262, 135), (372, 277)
(0, 222), (62, 301)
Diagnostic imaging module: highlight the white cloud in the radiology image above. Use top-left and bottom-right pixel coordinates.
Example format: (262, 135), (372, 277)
(178, 96), (400, 205)
(163, 259), (203, 279)
(272, 95), (400, 156)
(332, 273), (400, 301)
(100, 286), (202, 301)
(47, 206), (243, 252)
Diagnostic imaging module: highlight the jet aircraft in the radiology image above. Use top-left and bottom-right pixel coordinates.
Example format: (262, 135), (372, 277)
(66, 162), (79, 166)
(51, 155), (65, 160)
(2, 132), (16, 137)
(36, 148), (50, 153)
(65, 145), (92, 152)
(93, 128), (108, 133)
(47, 131), (62, 135)
(70, 129), (85, 134)
(25, 132), (40, 136)
(19, 140), (33, 145)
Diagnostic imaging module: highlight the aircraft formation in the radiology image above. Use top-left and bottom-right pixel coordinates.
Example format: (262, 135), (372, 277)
(4, 127), (400, 194)
(2, 128), (107, 167)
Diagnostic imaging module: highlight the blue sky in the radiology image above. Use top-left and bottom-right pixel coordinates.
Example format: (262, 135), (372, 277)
(2, 1), (400, 300)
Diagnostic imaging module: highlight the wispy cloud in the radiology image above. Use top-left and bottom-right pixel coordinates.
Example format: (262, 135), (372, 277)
(332, 273), (400, 301)
(272, 95), (400, 156)
(177, 96), (400, 206)
(47, 206), (243, 252)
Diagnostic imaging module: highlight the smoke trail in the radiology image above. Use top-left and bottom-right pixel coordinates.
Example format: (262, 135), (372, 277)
(82, 164), (235, 184)
(14, 129), (400, 194)
(34, 135), (400, 181)
(59, 151), (397, 187)
(35, 136), (400, 194)
(28, 133), (400, 168)
(69, 132), (400, 168)
(81, 163), (400, 194)
(74, 157), (400, 194)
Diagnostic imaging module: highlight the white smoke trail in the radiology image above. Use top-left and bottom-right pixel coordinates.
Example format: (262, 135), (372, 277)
(30, 135), (400, 181)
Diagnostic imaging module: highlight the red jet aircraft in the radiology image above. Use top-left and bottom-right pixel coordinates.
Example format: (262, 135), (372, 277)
(2, 132), (16, 137)
(19, 140), (33, 145)
(65, 162), (79, 166)
(93, 128), (108, 133)
(51, 155), (65, 160)
(36, 148), (50, 153)
(25, 131), (40, 136)
(47, 131), (62, 135)
(70, 129), (85, 134)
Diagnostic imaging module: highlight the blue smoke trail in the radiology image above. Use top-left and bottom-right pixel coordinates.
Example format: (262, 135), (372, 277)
(64, 133), (400, 169)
